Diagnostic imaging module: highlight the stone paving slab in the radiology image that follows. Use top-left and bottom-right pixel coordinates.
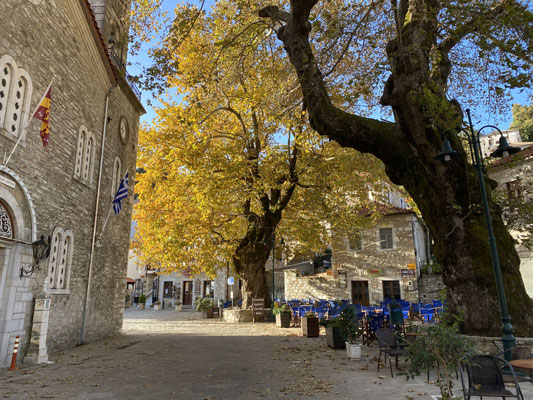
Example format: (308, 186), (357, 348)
(0, 308), (532, 400)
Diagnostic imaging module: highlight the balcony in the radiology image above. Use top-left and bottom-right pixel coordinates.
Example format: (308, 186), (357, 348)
(109, 48), (142, 101)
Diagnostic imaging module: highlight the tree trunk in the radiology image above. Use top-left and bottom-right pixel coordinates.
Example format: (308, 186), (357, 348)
(258, 1), (533, 336)
(233, 238), (272, 309)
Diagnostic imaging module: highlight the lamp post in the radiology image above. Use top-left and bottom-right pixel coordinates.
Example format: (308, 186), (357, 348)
(435, 109), (520, 359)
(269, 234), (284, 320)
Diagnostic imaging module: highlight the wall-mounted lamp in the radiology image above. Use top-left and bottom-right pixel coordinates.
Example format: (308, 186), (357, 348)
(20, 235), (51, 278)
(108, 33), (116, 50)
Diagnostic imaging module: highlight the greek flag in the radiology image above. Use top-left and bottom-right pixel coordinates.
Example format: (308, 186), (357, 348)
(113, 172), (129, 215)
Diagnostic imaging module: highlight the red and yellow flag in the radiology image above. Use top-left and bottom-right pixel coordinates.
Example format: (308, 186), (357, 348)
(33, 87), (52, 147)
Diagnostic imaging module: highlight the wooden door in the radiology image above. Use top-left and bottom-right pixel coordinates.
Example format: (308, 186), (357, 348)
(183, 281), (193, 305)
(351, 280), (369, 306)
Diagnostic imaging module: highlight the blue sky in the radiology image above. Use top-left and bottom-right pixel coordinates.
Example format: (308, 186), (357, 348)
(129, 0), (531, 131)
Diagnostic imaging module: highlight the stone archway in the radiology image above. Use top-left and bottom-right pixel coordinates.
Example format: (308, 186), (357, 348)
(0, 169), (35, 367)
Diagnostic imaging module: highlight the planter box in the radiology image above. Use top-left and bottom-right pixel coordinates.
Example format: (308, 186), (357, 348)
(345, 342), (362, 359)
(206, 308), (214, 318)
(301, 316), (319, 337)
(326, 326), (346, 349)
(139, 304), (145, 310)
(153, 304), (161, 311)
(175, 305), (182, 311)
(276, 313), (291, 328)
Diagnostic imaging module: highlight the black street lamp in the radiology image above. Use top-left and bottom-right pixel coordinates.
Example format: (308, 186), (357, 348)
(435, 109), (520, 359)
(20, 235), (51, 277)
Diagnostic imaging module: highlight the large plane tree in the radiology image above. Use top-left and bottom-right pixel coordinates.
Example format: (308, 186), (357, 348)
(257, 0), (533, 335)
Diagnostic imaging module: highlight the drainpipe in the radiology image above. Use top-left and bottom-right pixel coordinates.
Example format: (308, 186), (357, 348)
(80, 85), (116, 344)
(410, 215), (420, 276)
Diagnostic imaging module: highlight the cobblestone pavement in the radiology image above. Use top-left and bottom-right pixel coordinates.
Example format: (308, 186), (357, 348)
(1, 308), (532, 400)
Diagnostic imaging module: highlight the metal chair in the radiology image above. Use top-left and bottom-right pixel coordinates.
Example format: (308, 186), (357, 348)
(375, 328), (407, 377)
(460, 355), (523, 399)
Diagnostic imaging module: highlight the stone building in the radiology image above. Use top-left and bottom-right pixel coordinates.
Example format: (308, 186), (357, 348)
(0, 0), (144, 367)
(151, 270), (229, 310)
(284, 206), (430, 304)
(488, 145), (533, 297)
(479, 129), (530, 159)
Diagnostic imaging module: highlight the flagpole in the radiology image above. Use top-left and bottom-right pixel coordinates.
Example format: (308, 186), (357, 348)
(4, 75), (55, 167)
(97, 171), (129, 246)
(96, 205), (114, 246)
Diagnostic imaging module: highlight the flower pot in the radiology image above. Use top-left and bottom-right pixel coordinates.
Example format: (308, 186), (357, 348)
(175, 305), (182, 311)
(206, 308), (214, 318)
(345, 342), (362, 359)
(139, 304), (145, 310)
(153, 304), (160, 311)
(326, 326), (346, 349)
(301, 316), (319, 337)
(276, 312), (291, 328)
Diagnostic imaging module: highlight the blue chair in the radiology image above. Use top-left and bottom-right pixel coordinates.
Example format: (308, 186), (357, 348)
(420, 307), (435, 323)
(314, 307), (326, 320)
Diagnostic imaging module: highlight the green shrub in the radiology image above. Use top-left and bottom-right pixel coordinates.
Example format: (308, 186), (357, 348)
(139, 294), (146, 304)
(273, 303), (291, 315)
(403, 313), (477, 399)
(336, 306), (360, 344)
(194, 296), (214, 312)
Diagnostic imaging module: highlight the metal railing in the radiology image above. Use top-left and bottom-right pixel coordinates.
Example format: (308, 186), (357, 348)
(109, 48), (142, 101)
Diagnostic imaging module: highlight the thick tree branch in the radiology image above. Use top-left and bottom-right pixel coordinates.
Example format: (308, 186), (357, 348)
(258, 3), (416, 172)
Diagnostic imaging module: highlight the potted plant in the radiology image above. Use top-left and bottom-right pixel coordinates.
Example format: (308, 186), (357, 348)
(404, 313), (477, 399)
(153, 301), (161, 311)
(337, 306), (362, 359)
(322, 318), (346, 349)
(138, 294), (146, 310)
(174, 301), (182, 311)
(124, 293), (131, 308)
(194, 296), (214, 318)
(301, 311), (319, 337)
(273, 303), (292, 328)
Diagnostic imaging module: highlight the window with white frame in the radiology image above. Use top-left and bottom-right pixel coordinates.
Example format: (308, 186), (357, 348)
(47, 227), (74, 293)
(0, 55), (32, 140)
(111, 157), (121, 198)
(379, 228), (393, 249)
(74, 126), (96, 185)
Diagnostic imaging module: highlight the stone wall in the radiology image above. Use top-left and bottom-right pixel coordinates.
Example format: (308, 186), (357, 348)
(284, 270), (346, 300)
(417, 274), (445, 304)
(0, 0), (143, 367)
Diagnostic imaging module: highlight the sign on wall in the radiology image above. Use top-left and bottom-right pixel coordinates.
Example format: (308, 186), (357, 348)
(401, 269), (416, 277)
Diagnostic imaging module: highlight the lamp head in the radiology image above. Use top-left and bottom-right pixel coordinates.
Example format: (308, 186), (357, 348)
(108, 33), (116, 49)
(32, 235), (50, 266)
(434, 135), (458, 163)
(491, 135), (521, 159)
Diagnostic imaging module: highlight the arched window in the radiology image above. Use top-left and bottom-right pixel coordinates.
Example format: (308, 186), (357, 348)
(0, 201), (14, 239)
(0, 64), (14, 129)
(83, 133), (95, 183)
(47, 229), (62, 288)
(111, 157), (121, 199)
(74, 126), (96, 185)
(0, 55), (32, 140)
(74, 127), (87, 178)
(47, 227), (74, 293)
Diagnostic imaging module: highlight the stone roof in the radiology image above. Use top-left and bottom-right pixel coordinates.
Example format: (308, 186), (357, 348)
(357, 203), (416, 216)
